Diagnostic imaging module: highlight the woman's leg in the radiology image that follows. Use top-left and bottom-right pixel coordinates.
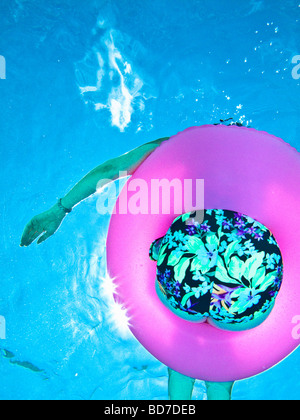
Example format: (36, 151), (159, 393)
(168, 368), (195, 400)
(168, 368), (234, 400)
(205, 381), (235, 400)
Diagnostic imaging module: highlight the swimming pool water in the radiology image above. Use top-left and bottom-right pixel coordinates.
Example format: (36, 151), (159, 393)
(0, 0), (300, 400)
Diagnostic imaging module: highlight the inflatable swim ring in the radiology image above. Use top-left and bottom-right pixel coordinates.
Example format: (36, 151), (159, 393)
(106, 125), (300, 382)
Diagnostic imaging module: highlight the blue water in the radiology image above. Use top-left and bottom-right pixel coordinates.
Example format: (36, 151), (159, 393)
(0, 0), (300, 400)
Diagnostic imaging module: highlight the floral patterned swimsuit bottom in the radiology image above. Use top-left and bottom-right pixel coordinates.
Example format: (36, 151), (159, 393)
(149, 209), (283, 331)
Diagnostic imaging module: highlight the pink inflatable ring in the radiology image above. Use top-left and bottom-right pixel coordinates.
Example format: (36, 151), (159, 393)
(106, 125), (300, 381)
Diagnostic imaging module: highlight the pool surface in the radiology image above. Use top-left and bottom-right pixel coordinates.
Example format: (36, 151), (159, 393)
(0, 0), (300, 400)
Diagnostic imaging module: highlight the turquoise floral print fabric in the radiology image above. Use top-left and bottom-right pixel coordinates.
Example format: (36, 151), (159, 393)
(149, 209), (283, 326)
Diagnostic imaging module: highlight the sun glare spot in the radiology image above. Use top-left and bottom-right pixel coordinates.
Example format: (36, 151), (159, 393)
(100, 272), (132, 339)
(107, 301), (132, 338)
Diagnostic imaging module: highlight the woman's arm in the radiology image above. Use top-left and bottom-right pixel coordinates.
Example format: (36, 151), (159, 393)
(20, 136), (169, 246)
(61, 136), (170, 210)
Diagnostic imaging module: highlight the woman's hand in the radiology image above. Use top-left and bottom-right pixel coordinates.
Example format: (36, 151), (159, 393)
(20, 203), (67, 247)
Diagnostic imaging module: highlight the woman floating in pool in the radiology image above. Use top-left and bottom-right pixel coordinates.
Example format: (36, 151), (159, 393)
(20, 122), (284, 401)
